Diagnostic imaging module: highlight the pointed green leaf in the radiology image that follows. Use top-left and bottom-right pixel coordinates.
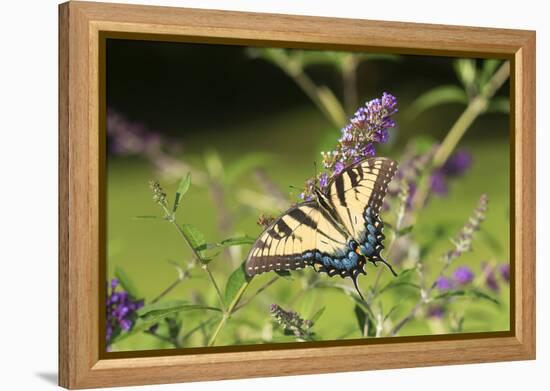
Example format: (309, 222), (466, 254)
(172, 172), (191, 213)
(434, 289), (500, 305)
(220, 236), (256, 247)
(225, 153), (272, 184)
(309, 306), (326, 325)
(406, 85), (468, 119)
(114, 266), (141, 300)
(113, 303), (221, 344)
(454, 59), (477, 92)
(354, 304), (366, 334)
(180, 223), (207, 259)
(224, 262), (252, 308)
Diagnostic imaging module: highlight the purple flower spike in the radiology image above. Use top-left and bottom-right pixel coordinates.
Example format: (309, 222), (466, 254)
(106, 277), (144, 349)
(430, 171), (448, 196)
(436, 276), (453, 291)
(443, 150), (472, 177)
(300, 93), (398, 201)
(453, 266), (475, 285)
(498, 263), (510, 282)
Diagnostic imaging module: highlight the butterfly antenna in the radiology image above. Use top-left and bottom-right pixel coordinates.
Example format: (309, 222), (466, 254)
(352, 275), (365, 301)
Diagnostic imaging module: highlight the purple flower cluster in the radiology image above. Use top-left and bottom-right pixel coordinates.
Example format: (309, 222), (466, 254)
(107, 108), (183, 157)
(106, 278), (144, 348)
(430, 150), (473, 196)
(301, 93), (398, 200)
(436, 263), (510, 293)
(436, 265), (475, 291)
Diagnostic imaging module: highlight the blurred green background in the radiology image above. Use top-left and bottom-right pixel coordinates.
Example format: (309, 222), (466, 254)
(106, 39), (510, 351)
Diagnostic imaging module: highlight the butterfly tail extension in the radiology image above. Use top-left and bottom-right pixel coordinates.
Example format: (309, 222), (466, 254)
(352, 274), (365, 301)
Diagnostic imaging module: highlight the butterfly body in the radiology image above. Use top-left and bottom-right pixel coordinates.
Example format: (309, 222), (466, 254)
(245, 157), (398, 297)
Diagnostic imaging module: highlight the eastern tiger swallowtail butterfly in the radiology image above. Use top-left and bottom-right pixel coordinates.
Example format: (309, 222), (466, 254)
(245, 157), (398, 300)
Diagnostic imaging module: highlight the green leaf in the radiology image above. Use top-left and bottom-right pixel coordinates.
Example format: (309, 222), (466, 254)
(220, 236), (256, 247)
(204, 149), (224, 180)
(138, 301), (221, 321)
(180, 223), (207, 260)
(406, 85), (468, 119)
(378, 268), (419, 295)
(224, 262), (252, 308)
(225, 153), (272, 184)
(114, 302), (221, 344)
(196, 236), (256, 252)
(434, 289), (500, 305)
(487, 97), (510, 114)
(172, 172), (191, 213)
(454, 59), (477, 92)
(366, 314), (376, 337)
(354, 304), (366, 334)
(309, 306), (326, 325)
(397, 225), (414, 236)
(114, 266), (141, 300)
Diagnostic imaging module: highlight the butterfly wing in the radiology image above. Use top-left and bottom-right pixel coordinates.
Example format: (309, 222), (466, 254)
(245, 202), (349, 277)
(326, 157), (398, 268)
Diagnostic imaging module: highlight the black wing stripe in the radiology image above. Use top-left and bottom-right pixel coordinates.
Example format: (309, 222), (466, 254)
(287, 207), (318, 230)
(334, 174), (347, 206)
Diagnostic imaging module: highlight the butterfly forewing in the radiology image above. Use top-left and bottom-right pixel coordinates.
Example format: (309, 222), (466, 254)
(245, 202), (347, 276)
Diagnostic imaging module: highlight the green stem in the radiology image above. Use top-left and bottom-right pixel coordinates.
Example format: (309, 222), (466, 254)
(161, 205), (226, 312)
(207, 280), (250, 347)
(413, 61), (510, 210)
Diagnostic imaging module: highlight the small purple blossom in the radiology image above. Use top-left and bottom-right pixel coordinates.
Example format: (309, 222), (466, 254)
(452, 266), (475, 285)
(427, 305), (445, 319)
(430, 171), (448, 195)
(498, 263), (510, 282)
(333, 161), (345, 175)
(319, 173), (329, 190)
(442, 150), (472, 177)
(106, 278), (144, 348)
(430, 150), (473, 198)
(436, 276), (453, 291)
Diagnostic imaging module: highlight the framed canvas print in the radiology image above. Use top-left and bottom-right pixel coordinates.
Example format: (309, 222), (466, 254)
(58, 1), (536, 389)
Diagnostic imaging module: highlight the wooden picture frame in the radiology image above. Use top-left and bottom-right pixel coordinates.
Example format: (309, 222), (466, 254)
(58, 1), (536, 388)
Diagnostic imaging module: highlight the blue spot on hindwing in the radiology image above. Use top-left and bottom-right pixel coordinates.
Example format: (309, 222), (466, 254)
(368, 234), (377, 244)
(322, 256), (332, 267)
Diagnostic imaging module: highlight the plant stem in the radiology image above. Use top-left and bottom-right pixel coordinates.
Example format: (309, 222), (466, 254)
(207, 280), (250, 346)
(161, 205), (226, 312)
(234, 276), (279, 312)
(151, 278), (182, 304)
(343, 54), (359, 114)
(412, 61), (510, 209)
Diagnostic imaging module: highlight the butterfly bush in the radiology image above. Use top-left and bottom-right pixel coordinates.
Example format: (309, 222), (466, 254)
(300, 92), (398, 201)
(106, 278), (144, 348)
